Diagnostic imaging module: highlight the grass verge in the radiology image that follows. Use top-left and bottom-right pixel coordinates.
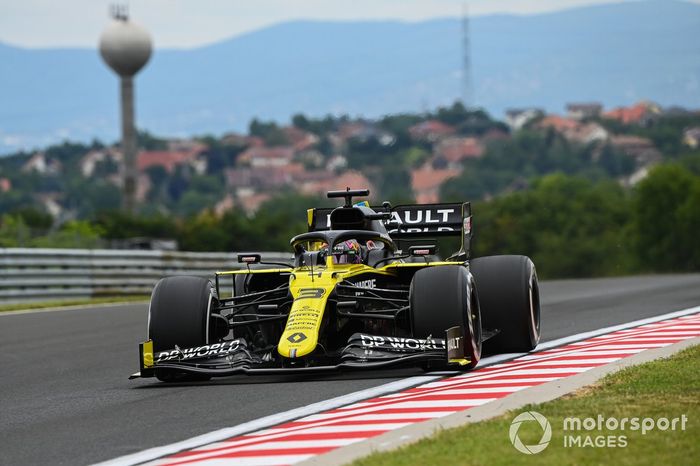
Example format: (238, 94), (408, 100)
(352, 343), (700, 466)
(0, 295), (149, 312)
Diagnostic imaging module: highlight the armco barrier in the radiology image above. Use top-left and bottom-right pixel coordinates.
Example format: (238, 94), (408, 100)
(0, 248), (292, 304)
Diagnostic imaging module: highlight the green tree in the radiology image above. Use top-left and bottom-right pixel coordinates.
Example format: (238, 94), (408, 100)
(175, 191), (217, 218)
(291, 114), (311, 131)
(30, 221), (104, 249)
(95, 211), (177, 239)
(137, 130), (168, 150)
(0, 214), (30, 247)
(473, 174), (633, 278)
(12, 207), (53, 229)
(64, 180), (122, 217)
(597, 144), (635, 177)
(632, 164), (700, 271)
(441, 130), (599, 201)
(402, 147), (430, 168)
(178, 210), (232, 251)
(249, 119), (288, 146)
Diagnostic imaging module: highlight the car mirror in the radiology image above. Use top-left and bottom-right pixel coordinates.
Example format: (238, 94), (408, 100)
(409, 245), (436, 257)
(237, 253), (261, 264)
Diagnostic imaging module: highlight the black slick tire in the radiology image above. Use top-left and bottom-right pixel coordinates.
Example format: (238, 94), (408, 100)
(470, 255), (540, 354)
(148, 275), (214, 382)
(410, 265), (482, 370)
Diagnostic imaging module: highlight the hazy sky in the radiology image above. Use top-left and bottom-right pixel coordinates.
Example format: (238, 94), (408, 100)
(1, 0), (688, 49)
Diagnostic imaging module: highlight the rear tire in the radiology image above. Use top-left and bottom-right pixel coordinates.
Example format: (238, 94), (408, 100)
(470, 255), (540, 354)
(148, 276), (215, 382)
(410, 265), (481, 370)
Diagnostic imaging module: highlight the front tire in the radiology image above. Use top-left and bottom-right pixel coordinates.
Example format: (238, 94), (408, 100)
(470, 255), (540, 354)
(148, 276), (215, 382)
(410, 265), (481, 370)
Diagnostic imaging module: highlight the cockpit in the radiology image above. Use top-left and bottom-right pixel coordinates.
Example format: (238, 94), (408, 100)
(292, 229), (394, 268)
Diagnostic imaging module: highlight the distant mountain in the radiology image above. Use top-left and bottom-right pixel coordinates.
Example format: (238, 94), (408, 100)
(1, 0), (699, 154)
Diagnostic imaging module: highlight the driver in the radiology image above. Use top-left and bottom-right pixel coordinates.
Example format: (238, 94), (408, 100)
(332, 239), (362, 264)
(318, 239), (382, 265)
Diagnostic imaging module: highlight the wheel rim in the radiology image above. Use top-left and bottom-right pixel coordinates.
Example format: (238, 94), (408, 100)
(466, 280), (482, 365)
(528, 267), (541, 345)
(471, 293), (482, 347)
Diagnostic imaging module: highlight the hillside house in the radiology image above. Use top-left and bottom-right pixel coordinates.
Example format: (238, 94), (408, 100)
(138, 149), (206, 174)
(604, 102), (661, 126)
(300, 170), (374, 198)
(433, 137), (484, 169)
(237, 146), (295, 168)
(22, 152), (62, 175)
(610, 135), (662, 165)
(505, 108), (544, 130)
(79, 148), (123, 177)
(566, 102), (603, 120)
(411, 166), (461, 204)
(408, 120), (455, 142)
(683, 127), (700, 148)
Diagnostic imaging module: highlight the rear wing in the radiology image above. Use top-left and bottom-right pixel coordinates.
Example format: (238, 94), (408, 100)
(307, 202), (472, 260)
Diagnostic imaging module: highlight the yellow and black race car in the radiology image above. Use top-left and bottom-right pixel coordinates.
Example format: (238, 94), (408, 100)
(131, 189), (541, 382)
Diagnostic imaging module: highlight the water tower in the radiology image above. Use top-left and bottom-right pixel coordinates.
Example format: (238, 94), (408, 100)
(99, 5), (152, 213)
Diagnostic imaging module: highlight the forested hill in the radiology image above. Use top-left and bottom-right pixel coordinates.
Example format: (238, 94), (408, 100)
(2, 0), (699, 153)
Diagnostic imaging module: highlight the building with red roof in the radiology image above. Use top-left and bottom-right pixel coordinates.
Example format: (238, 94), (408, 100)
(0, 177), (11, 193)
(300, 171), (375, 198)
(411, 166), (461, 204)
(408, 120), (456, 142)
(137, 150), (201, 173)
(537, 115), (580, 132)
(603, 101), (661, 125)
(236, 146), (295, 168)
(434, 137), (484, 168)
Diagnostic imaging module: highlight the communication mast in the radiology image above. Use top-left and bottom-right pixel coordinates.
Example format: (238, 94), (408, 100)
(461, 3), (474, 108)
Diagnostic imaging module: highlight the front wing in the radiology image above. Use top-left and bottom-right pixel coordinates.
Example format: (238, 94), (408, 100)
(129, 331), (470, 379)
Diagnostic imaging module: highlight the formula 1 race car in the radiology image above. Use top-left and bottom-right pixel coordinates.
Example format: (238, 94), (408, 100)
(131, 189), (540, 382)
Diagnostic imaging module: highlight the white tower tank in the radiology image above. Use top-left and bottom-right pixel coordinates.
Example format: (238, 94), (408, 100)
(98, 6), (152, 213)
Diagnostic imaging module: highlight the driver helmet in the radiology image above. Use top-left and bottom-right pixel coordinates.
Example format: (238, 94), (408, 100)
(332, 239), (362, 264)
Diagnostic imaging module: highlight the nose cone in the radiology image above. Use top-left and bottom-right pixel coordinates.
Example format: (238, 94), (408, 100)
(99, 20), (152, 76)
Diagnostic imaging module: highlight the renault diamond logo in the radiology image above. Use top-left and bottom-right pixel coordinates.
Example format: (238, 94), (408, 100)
(287, 332), (307, 343)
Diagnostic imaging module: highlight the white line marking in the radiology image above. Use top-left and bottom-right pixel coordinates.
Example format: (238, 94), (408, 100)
(421, 376), (559, 388)
(151, 455), (315, 466)
(256, 423), (413, 435)
(465, 376), (561, 385)
(313, 412), (449, 422)
(93, 376), (440, 466)
(479, 367), (590, 375)
(181, 438), (361, 456)
(573, 344), (670, 350)
(520, 358), (621, 366)
(96, 305), (700, 466)
(334, 398), (495, 414)
(398, 386), (530, 396)
(234, 439), (361, 450)
(381, 385), (529, 397)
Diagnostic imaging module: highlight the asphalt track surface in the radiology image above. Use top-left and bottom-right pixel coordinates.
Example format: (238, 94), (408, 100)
(1, 274), (699, 466)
